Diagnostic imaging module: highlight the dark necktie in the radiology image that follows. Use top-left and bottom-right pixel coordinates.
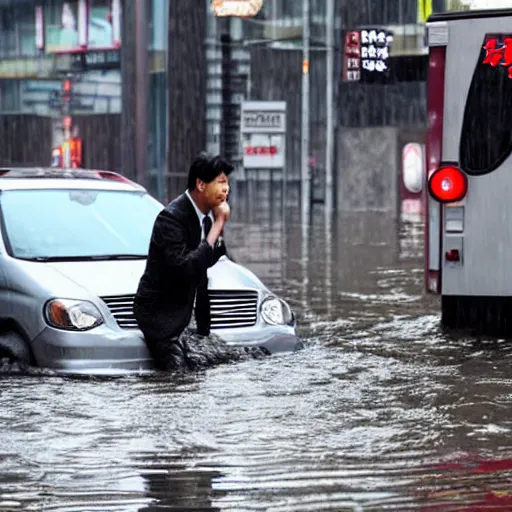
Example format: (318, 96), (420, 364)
(195, 216), (212, 335)
(203, 215), (212, 241)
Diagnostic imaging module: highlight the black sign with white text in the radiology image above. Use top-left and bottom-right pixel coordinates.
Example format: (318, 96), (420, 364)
(360, 29), (393, 83)
(69, 50), (121, 71)
(343, 28), (393, 84)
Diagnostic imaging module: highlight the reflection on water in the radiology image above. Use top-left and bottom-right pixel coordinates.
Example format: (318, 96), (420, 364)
(137, 464), (225, 512)
(2, 193), (512, 511)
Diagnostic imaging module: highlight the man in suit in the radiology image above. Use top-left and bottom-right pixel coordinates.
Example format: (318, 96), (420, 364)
(134, 152), (262, 371)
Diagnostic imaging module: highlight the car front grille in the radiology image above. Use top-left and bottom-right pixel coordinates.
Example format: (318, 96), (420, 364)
(101, 294), (139, 329)
(209, 290), (258, 329)
(101, 289), (259, 331)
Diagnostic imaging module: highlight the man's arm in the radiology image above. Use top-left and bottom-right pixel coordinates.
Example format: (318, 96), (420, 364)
(157, 210), (214, 286)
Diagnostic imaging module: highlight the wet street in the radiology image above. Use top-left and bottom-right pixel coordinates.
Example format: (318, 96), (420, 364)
(2, 204), (512, 511)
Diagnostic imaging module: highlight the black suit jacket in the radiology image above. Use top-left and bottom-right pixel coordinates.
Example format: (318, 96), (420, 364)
(134, 193), (227, 342)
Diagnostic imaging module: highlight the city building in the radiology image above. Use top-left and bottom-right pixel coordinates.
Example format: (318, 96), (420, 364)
(0, 0), (169, 202)
(0, 0), (448, 206)
(201, 0), (447, 207)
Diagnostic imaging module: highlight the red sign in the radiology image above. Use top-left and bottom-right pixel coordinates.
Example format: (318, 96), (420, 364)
(482, 35), (512, 78)
(343, 31), (361, 82)
(245, 145), (278, 156)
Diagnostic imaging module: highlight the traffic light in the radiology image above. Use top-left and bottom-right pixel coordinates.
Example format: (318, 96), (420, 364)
(63, 79), (72, 102)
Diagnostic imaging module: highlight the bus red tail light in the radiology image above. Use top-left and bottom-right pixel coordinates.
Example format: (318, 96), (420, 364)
(428, 166), (468, 203)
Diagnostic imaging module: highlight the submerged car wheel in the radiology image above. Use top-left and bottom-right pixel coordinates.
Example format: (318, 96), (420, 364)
(0, 331), (32, 365)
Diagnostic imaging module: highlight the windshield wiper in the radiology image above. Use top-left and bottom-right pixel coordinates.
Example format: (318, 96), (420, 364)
(89, 254), (147, 261)
(21, 254), (147, 262)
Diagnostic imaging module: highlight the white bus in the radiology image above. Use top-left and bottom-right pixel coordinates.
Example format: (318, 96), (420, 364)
(425, 8), (512, 334)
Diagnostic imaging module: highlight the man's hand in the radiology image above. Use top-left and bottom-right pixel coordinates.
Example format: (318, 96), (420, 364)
(207, 201), (230, 247)
(213, 201), (230, 225)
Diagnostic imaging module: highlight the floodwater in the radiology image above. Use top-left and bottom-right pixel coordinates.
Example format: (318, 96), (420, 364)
(2, 203), (512, 512)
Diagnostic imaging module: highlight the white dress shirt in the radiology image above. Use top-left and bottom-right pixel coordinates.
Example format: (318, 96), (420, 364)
(185, 189), (214, 240)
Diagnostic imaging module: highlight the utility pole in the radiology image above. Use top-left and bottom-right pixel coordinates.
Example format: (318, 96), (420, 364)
(325, 0), (334, 217)
(301, 0), (310, 223)
(134, 0), (148, 188)
(61, 76), (73, 168)
(272, 0), (277, 40)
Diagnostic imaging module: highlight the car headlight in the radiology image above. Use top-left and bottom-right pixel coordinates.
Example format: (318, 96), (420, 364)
(260, 296), (295, 326)
(44, 299), (104, 331)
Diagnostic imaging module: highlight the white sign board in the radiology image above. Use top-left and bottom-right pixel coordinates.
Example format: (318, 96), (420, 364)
(241, 101), (286, 169)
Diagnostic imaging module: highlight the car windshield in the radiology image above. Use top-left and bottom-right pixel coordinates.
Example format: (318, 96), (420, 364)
(0, 189), (163, 260)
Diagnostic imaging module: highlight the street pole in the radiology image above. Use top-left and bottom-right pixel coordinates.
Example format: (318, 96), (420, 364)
(272, 0), (277, 40)
(325, 0), (334, 217)
(134, 0), (148, 188)
(61, 77), (72, 168)
(301, 0), (310, 223)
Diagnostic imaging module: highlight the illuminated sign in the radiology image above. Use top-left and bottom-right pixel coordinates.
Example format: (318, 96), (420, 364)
(343, 28), (393, 83)
(402, 143), (424, 194)
(211, 0), (263, 18)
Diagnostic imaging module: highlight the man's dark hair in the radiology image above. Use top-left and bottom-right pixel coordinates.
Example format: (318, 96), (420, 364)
(188, 152), (234, 190)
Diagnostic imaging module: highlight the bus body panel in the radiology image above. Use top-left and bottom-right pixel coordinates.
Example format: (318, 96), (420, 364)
(427, 11), (512, 298)
(443, 169), (512, 296)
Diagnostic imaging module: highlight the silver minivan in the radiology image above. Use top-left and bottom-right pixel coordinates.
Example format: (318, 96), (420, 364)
(0, 168), (300, 374)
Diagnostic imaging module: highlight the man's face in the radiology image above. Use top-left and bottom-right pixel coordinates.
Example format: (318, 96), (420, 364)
(198, 172), (230, 209)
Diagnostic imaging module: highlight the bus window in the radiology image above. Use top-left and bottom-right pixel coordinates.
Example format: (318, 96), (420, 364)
(460, 35), (512, 176)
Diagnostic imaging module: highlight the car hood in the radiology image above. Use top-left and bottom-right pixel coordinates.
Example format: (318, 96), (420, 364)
(208, 256), (269, 292)
(21, 256), (268, 299)
(46, 259), (147, 297)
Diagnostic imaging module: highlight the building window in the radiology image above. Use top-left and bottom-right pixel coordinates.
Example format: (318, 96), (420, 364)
(0, 81), (21, 113)
(45, 0), (80, 52)
(89, 0), (115, 49)
(0, 5), (36, 58)
(45, 0), (119, 53)
(148, 0), (168, 52)
(370, 0), (417, 25)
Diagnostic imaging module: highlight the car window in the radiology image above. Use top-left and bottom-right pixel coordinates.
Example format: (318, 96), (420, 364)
(0, 189), (163, 260)
(460, 34), (512, 175)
